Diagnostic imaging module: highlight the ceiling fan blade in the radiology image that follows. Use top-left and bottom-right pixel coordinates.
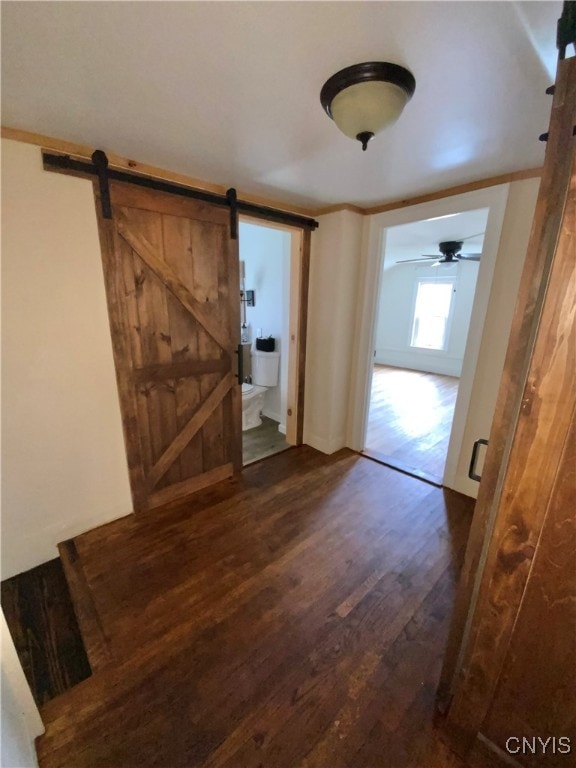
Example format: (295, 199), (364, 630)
(395, 256), (437, 264)
(458, 254), (481, 261)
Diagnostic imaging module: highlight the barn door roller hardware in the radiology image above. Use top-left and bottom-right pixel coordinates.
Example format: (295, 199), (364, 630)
(226, 188), (238, 240)
(557, 0), (575, 60)
(92, 150), (112, 219)
(42, 151), (319, 238)
(540, 1), (576, 142)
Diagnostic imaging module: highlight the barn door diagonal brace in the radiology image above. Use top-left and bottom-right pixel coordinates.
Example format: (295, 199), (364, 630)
(92, 150), (112, 219)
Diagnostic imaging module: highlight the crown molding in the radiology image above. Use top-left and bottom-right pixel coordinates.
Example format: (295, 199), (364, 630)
(363, 167), (542, 215)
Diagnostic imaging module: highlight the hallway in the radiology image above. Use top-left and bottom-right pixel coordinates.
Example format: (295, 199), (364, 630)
(365, 365), (459, 482)
(36, 447), (475, 768)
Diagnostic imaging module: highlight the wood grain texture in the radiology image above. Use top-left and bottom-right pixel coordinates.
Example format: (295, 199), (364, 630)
(365, 365), (459, 482)
(438, 55), (576, 719)
(482, 410), (576, 766)
(36, 447), (478, 768)
(443, 55), (576, 760)
(149, 463), (234, 509)
(147, 373), (234, 489)
(94, 207), (149, 511)
(133, 358), (229, 385)
(95, 181), (240, 511)
(0, 559), (92, 705)
(58, 541), (112, 672)
(296, 228), (311, 445)
(116, 211), (230, 351)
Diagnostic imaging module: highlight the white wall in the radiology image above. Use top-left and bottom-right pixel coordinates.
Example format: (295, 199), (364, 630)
(239, 221), (290, 429)
(374, 260), (479, 377)
(304, 210), (365, 454)
(1, 139), (132, 579)
(1, 611), (44, 768)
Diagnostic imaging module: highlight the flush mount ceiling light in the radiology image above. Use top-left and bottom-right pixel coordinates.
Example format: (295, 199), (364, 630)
(320, 62), (416, 151)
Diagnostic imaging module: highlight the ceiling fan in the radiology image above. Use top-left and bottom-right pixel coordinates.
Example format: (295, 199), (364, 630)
(396, 240), (482, 265)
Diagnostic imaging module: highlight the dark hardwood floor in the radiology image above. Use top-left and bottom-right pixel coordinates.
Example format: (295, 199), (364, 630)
(365, 365), (459, 483)
(35, 446), (478, 768)
(0, 558), (91, 706)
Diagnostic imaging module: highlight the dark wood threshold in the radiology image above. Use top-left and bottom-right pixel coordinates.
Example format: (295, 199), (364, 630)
(362, 448), (444, 487)
(58, 540), (113, 672)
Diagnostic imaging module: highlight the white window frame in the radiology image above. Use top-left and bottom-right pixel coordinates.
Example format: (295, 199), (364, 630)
(408, 274), (457, 353)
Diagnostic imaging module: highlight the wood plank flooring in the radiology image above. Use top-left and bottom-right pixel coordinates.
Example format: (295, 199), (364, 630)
(0, 559), (91, 706)
(36, 447), (477, 768)
(242, 415), (290, 465)
(365, 365), (459, 482)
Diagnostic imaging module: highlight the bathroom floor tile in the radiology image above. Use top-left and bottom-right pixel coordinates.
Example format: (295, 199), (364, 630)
(242, 416), (290, 465)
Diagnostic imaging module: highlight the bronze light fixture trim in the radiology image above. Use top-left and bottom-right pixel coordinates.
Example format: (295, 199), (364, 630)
(320, 62), (416, 150)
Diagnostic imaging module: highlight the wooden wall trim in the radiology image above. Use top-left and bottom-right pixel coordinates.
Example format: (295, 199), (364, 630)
(1, 125), (317, 219)
(3, 125), (542, 220)
(363, 167), (542, 215)
(296, 229), (311, 445)
(439, 54), (576, 750)
(311, 202), (366, 216)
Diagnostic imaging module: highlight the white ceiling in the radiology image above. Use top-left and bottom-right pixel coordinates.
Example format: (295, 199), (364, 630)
(1, 1), (561, 209)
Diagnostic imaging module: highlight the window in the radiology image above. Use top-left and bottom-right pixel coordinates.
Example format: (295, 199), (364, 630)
(410, 278), (455, 351)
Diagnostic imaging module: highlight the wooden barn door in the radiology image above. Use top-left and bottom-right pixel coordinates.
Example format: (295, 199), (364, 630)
(439, 53), (576, 762)
(95, 181), (241, 512)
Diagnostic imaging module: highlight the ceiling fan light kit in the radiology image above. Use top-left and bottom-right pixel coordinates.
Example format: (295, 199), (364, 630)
(320, 62), (416, 150)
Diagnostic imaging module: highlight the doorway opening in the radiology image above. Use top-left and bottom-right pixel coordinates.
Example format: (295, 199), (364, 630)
(238, 218), (303, 465)
(363, 207), (489, 485)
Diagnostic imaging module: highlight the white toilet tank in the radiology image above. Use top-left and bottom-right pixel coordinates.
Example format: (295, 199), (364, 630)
(251, 350), (280, 386)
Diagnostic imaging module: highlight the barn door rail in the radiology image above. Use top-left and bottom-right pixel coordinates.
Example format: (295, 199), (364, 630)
(42, 150), (319, 238)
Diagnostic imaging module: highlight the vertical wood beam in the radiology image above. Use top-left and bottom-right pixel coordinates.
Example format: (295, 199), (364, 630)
(439, 55), (576, 750)
(296, 228), (312, 445)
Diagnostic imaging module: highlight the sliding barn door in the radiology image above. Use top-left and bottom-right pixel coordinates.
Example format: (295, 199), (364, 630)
(95, 181), (241, 512)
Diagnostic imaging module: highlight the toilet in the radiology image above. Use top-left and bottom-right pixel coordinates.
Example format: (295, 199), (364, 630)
(242, 349), (280, 431)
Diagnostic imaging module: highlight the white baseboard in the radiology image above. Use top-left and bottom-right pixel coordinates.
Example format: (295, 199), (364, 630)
(262, 407), (282, 424)
(374, 350), (462, 378)
(278, 423), (286, 435)
(304, 431), (346, 455)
